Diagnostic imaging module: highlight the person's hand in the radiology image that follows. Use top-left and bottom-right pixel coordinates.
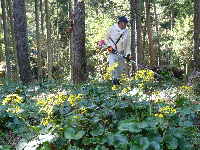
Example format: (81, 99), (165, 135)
(123, 54), (131, 62)
(107, 46), (116, 53)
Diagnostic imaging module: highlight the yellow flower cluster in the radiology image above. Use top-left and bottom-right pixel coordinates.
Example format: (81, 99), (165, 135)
(2, 94), (23, 105)
(154, 113), (164, 118)
(37, 93), (84, 126)
(112, 85), (119, 90)
(80, 107), (87, 114)
(2, 94), (23, 114)
(37, 94), (67, 115)
(159, 106), (176, 114)
(154, 99), (164, 103)
(180, 86), (190, 90)
(122, 87), (131, 93)
(135, 70), (154, 82)
(67, 94), (82, 106)
(104, 62), (118, 80)
(41, 116), (52, 126)
(154, 106), (176, 119)
(37, 93), (67, 126)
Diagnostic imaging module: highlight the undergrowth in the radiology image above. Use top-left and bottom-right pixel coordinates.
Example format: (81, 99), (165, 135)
(0, 68), (199, 150)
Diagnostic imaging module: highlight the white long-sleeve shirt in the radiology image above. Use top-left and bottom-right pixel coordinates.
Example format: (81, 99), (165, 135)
(104, 24), (131, 55)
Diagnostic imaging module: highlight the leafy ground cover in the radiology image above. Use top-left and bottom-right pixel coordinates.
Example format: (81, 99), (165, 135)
(0, 67), (199, 150)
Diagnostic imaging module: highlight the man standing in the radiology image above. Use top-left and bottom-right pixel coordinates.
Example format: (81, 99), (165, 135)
(104, 16), (131, 85)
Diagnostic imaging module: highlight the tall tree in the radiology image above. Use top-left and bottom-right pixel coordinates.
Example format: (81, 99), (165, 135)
(13, 0), (32, 85)
(40, 0), (44, 34)
(7, 0), (19, 81)
(45, 0), (52, 79)
(146, 1), (155, 68)
(57, 0), (60, 61)
(135, 0), (143, 71)
(0, 45), (3, 62)
(35, 0), (42, 82)
(194, 0), (200, 71)
(1, 0), (11, 79)
(73, 0), (87, 83)
(68, 0), (74, 80)
(130, 0), (136, 75)
(153, 0), (162, 65)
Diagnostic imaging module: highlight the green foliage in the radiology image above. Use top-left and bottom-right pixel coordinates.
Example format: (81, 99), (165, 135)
(0, 71), (199, 149)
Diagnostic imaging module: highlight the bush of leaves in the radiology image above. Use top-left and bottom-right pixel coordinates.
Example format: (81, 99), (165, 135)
(0, 66), (199, 150)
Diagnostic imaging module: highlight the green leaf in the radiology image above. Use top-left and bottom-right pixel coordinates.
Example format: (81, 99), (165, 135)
(118, 122), (142, 133)
(23, 132), (35, 141)
(1, 145), (11, 150)
(16, 138), (27, 150)
(194, 105), (200, 111)
(92, 117), (99, 123)
(90, 128), (104, 136)
(64, 128), (85, 140)
(149, 141), (160, 150)
(164, 134), (178, 149)
(178, 138), (191, 150)
(139, 137), (150, 150)
(112, 133), (129, 148)
(42, 142), (52, 150)
(183, 120), (193, 127)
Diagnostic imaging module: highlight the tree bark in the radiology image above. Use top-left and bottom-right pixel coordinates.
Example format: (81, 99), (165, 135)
(13, 0), (32, 85)
(69, 0), (74, 80)
(130, 0), (136, 75)
(7, 0), (19, 81)
(35, 0), (42, 82)
(73, 0), (87, 84)
(2, 0), (11, 79)
(146, 1), (156, 68)
(153, 0), (162, 66)
(194, 0), (200, 71)
(0, 44), (3, 62)
(40, 0), (44, 34)
(45, 0), (52, 79)
(135, 0), (143, 71)
(57, 0), (60, 61)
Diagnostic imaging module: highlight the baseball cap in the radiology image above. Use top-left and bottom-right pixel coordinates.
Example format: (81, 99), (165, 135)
(119, 16), (129, 23)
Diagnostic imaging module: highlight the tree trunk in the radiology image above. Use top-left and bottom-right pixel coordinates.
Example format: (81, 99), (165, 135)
(57, 0), (60, 61)
(73, 0), (87, 84)
(153, 0), (162, 66)
(171, 0), (174, 32)
(130, 0), (136, 75)
(7, 0), (19, 81)
(1, 0), (11, 79)
(135, 0), (143, 71)
(45, 0), (52, 79)
(35, 0), (42, 82)
(146, 1), (156, 68)
(0, 44), (3, 62)
(69, 0), (74, 80)
(194, 0), (200, 71)
(40, 0), (44, 34)
(13, 0), (32, 85)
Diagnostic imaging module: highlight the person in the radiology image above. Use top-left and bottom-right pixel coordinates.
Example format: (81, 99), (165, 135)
(104, 16), (131, 85)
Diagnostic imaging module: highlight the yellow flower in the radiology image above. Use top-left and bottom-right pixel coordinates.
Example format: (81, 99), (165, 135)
(112, 85), (118, 90)
(80, 107), (87, 114)
(135, 70), (154, 82)
(14, 106), (21, 113)
(6, 108), (11, 112)
(180, 86), (190, 90)
(154, 113), (163, 118)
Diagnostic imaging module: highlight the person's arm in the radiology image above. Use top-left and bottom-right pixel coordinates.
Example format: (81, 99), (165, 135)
(104, 27), (112, 47)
